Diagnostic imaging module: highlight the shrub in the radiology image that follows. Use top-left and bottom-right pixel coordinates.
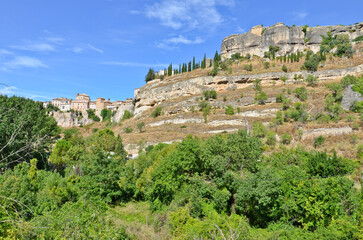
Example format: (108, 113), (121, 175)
(203, 90), (217, 100)
(350, 101), (363, 113)
(352, 123), (360, 131)
(237, 107), (241, 113)
(225, 105), (234, 115)
(357, 144), (363, 158)
(122, 110), (133, 121)
(305, 74), (318, 87)
(124, 127), (133, 133)
(240, 92), (244, 98)
(280, 76), (287, 84)
(346, 115), (355, 122)
(243, 64), (253, 72)
(313, 135), (325, 148)
(303, 54), (321, 71)
(276, 93), (286, 103)
(281, 133), (292, 145)
(252, 121), (267, 138)
(223, 96), (227, 102)
(151, 106), (163, 118)
(353, 36), (363, 42)
(282, 65), (287, 73)
(350, 134), (358, 144)
(263, 62), (270, 69)
(137, 122), (145, 132)
(266, 131), (276, 146)
(208, 64), (219, 76)
(255, 91), (268, 105)
(293, 87), (308, 101)
(231, 53), (241, 60)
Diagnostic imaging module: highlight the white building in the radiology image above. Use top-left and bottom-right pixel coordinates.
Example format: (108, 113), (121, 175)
(51, 97), (72, 112)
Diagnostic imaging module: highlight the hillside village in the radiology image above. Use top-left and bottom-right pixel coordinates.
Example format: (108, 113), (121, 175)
(2, 18), (363, 239)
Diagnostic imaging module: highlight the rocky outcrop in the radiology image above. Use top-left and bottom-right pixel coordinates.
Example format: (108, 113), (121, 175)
(221, 22), (363, 59)
(111, 102), (135, 122)
(134, 64), (363, 115)
(341, 85), (363, 110)
(302, 126), (352, 140)
(51, 111), (93, 127)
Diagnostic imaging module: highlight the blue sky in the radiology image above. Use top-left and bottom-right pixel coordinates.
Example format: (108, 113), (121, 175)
(0, 0), (362, 101)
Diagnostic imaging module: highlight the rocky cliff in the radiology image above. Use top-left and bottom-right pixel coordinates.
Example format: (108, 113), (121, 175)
(134, 64), (363, 116)
(51, 111), (93, 127)
(221, 22), (363, 59)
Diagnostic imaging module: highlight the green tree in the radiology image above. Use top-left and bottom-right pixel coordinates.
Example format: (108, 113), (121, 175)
(225, 105), (234, 115)
(121, 110), (133, 121)
(137, 122), (145, 133)
(294, 87), (308, 101)
(151, 106), (163, 118)
(145, 68), (155, 82)
(0, 96), (60, 170)
(305, 74), (318, 87)
(252, 121), (267, 138)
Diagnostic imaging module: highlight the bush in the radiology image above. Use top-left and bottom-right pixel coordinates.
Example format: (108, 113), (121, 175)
(231, 53), (241, 60)
(223, 96), (227, 102)
(252, 121), (267, 138)
(280, 76), (287, 84)
(281, 133), (292, 145)
(276, 93), (286, 103)
(203, 90), (217, 100)
(137, 122), (145, 132)
(346, 115), (355, 122)
(263, 62), (270, 69)
(266, 131), (276, 146)
(122, 110), (133, 121)
(151, 106), (163, 118)
(282, 65), (287, 73)
(243, 64), (253, 72)
(350, 101), (363, 113)
(353, 36), (363, 42)
(313, 135), (325, 148)
(357, 144), (363, 158)
(305, 74), (318, 87)
(225, 105), (234, 115)
(293, 87), (308, 101)
(255, 91), (268, 105)
(124, 127), (133, 133)
(303, 54), (321, 71)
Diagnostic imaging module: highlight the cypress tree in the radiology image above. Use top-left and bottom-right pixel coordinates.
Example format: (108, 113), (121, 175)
(284, 55), (286, 63)
(214, 50), (220, 62)
(193, 57), (196, 70)
(188, 61), (191, 72)
(179, 64), (181, 74)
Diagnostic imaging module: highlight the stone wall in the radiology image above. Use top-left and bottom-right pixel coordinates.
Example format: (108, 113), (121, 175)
(111, 103), (135, 122)
(221, 22), (363, 59)
(341, 85), (363, 110)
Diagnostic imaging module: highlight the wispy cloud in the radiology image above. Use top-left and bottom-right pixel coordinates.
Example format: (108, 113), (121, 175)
(236, 26), (246, 33)
(0, 49), (13, 56)
(157, 35), (204, 50)
(87, 44), (104, 54)
(102, 61), (168, 68)
(290, 11), (308, 20)
(10, 43), (56, 52)
(72, 44), (104, 54)
(145, 0), (233, 30)
(2, 56), (47, 70)
(0, 85), (16, 95)
(44, 37), (65, 44)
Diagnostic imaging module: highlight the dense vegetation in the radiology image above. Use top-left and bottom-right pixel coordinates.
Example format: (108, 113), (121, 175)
(0, 95), (362, 239)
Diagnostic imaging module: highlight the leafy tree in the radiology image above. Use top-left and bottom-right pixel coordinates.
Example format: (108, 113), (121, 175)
(266, 131), (276, 146)
(303, 54), (321, 71)
(101, 109), (111, 121)
(0, 96), (60, 170)
(49, 139), (72, 166)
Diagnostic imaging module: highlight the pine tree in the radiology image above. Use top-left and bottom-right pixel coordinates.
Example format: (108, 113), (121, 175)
(214, 50), (221, 62)
(145, 68), (155, 82)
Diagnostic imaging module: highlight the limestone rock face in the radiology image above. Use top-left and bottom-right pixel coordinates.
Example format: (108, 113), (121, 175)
(134, 64), (363, 116)
(51, 111), (93, 127)
(111, 103), (135, 122)
(341, 85), (363, 110)
(221, 22), (363, 59)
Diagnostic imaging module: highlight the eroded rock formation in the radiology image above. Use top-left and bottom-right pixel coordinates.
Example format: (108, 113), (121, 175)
(221, 22), (363, 59)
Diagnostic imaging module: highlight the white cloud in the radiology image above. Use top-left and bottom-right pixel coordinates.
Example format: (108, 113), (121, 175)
(72, 47), (84, 54)
(145, 0), (231, 30)
(0, 85), (16, 95)
(2, 56), (47, 70)
(0, 49), (13, 55)
(164, 35), (204, 44)
(73, 44), (104, 54)
(11, 43), (56, 52)
(236, 26), (246, 33)
(45, 37), (65, 44)
(102, 61), (168, 68)
(290, 11), (308, 20)
(87, 44), (104, 54)
(156, 35), (204, 50)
